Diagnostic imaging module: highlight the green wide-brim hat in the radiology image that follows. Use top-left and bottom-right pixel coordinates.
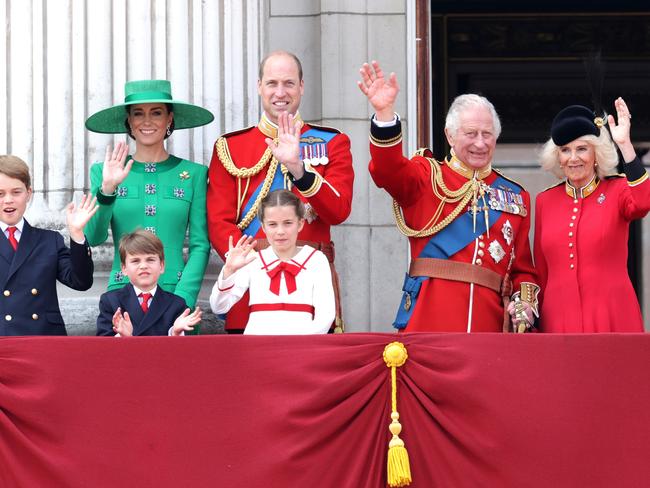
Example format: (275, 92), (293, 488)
(85, 79), (214, 134)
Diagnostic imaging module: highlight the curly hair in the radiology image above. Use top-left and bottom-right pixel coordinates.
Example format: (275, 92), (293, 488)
(539, 129), (619, 180)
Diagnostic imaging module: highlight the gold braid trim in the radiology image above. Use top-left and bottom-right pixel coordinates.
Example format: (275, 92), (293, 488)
(393, 157), (479, 238)
(216, 137), (274, 178)
(215, 136), (281, 230)
(236, 157), (280, 231)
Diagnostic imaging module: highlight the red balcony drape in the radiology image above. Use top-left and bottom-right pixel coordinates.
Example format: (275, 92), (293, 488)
(1, 333), (649, 487)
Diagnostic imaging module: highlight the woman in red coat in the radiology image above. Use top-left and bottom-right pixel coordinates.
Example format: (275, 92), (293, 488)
(534, 98), (650, 332)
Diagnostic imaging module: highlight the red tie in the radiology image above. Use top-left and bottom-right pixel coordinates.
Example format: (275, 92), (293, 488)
(267, 262), (301, 296)
(7, 226), (17, 251)
(140, 293), (152, 313)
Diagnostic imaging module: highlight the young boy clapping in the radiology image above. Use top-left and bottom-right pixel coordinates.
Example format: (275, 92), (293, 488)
(96, 229), (201, 336)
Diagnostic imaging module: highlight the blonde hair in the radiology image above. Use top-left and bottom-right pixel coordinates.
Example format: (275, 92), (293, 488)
(539, 129), (619, 180)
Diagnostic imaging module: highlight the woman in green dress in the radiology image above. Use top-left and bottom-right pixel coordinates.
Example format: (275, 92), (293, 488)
(85, 80), (213, 313)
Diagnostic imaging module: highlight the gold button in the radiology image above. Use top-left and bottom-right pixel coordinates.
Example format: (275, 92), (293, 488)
(569, 232), (574, 237)
(573, 199), (578, 204)
(5, 315), (11, 321)
(570, 254), (574, 259)
(570, 264), (574, 269)
(571, 215), (576, 220)
(31, 288), (38, 295)
(32, 314), (38, 320)
(3, 290), (9, 297)
(573, 208), (578, 213)
(479, 241), (485, 248)
(476, 258), (483, 265)
(478, 250), (485, 257)
(569, 223), (574, 227)
(478, 235), (484, 240)
(569, 243), (574, 248)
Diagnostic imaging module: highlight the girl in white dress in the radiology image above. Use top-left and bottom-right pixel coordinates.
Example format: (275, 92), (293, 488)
(209, 190), (335, 335)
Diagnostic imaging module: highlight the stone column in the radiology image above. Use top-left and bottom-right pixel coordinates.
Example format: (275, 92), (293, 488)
(265, 0), (411, 332)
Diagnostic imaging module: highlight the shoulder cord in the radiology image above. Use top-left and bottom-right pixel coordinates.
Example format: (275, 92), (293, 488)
(216, 136), (280, 230)
(392, 157), (480, 238)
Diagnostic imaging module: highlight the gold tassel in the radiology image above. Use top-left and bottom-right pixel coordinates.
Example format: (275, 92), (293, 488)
(383, 342), (412, 487)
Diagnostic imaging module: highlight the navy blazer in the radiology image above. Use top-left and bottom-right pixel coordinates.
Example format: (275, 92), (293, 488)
(96, 283), (188, 336)
(0, 221), (94, 336)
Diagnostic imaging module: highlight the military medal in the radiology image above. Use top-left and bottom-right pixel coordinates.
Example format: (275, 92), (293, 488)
(487, 185), (527, 217)
(488, 240), (506, 263)
(502, 220), (514, 245)
(300, 137), (329, 166)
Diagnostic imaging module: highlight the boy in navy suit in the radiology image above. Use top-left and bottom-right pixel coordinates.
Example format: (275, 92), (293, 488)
(0, 155), (97, 336)
(96, 229), (202, 336)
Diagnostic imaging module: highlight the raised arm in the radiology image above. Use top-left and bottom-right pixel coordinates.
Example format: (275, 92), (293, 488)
(608, 97), (636, 163)
(357, 60), (400, 122)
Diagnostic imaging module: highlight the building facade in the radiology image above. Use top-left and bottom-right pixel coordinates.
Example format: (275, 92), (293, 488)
(1, 0), (647, 332)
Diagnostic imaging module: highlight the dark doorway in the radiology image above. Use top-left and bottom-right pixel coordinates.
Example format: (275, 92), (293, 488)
(425, 3), (650, 305)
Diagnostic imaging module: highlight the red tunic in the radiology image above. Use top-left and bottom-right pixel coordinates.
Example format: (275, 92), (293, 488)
(207, 120), (353, 330)
(369, 132), (537, 333)
(534, 166), (650, 332)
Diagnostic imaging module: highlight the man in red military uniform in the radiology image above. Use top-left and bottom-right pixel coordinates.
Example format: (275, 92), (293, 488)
(207, 51), (354, 333)
(358, 61), (538, 332)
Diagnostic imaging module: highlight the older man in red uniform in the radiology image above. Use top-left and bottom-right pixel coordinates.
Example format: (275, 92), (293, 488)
(207, 51), (354, 333)
(358, 61), (538, 332)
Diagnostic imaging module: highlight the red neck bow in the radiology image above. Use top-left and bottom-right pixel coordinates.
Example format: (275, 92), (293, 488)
(267, 261), (301, 295)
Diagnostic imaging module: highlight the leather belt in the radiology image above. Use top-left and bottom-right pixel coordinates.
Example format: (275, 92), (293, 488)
(409, 257), (506, 295)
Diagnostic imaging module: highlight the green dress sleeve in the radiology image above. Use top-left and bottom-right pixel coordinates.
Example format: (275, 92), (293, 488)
(172, 163), (210, 309)
(85, 162), (115, 246)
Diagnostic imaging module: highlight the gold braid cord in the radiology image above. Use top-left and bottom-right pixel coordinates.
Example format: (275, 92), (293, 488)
(216, 136), (280, 230)
(393, 157), (479, 238)
(216, 137), (273, 178)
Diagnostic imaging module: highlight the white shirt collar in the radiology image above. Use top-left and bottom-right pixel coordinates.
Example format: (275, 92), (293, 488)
(132, 284), (158, 297)
(0, 218), (25, 234)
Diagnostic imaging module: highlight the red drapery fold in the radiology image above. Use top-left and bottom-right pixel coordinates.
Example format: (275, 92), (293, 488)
(1, 333), (649, 487)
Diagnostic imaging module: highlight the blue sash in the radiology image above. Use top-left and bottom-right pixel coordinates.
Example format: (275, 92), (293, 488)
(239, 164), (285, 237)
(393, 174), (520, 329)
(238, 128), (336, 237)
